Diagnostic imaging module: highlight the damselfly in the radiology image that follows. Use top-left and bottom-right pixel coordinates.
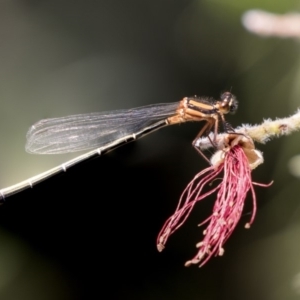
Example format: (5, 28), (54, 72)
(0, 91), (237, 200)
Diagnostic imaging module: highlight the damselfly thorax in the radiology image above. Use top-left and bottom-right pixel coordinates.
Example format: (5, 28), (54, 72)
(168, 91), (238, 161)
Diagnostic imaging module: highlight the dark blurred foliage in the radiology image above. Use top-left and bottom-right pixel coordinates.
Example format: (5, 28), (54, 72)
(0, 0), (300, 299)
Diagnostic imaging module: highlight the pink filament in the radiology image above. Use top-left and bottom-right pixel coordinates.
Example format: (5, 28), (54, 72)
(157, 146), (265, 267)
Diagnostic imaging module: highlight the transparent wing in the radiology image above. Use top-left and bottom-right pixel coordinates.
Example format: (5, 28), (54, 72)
(26, 102), (179, 154)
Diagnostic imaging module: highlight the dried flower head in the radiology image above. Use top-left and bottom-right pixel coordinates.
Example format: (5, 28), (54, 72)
(157, 134), (272, 267)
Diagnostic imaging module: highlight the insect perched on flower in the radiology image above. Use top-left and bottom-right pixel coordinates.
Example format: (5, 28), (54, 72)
(157, 134), (272, 267)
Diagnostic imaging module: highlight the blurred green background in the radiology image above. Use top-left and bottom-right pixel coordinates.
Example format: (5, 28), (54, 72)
(0, 0), (300, 299)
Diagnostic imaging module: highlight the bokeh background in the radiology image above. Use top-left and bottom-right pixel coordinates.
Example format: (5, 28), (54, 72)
(0, 0), (300, 299)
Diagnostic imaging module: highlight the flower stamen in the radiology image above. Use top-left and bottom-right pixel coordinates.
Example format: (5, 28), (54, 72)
(157, 134), (272, 267)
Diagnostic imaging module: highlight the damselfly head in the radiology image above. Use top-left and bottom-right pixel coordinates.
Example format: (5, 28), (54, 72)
(218, 92), (238, 115)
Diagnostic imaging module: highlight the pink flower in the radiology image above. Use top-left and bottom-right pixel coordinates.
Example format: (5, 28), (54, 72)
(157, 134), (272, 267)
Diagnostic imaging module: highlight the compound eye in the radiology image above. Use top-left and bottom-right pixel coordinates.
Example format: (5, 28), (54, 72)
(230, 105), (237, 113)
(220, 91), (238, 114)
(220, 91), (232, 102)
(229, 97), (238, 114)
